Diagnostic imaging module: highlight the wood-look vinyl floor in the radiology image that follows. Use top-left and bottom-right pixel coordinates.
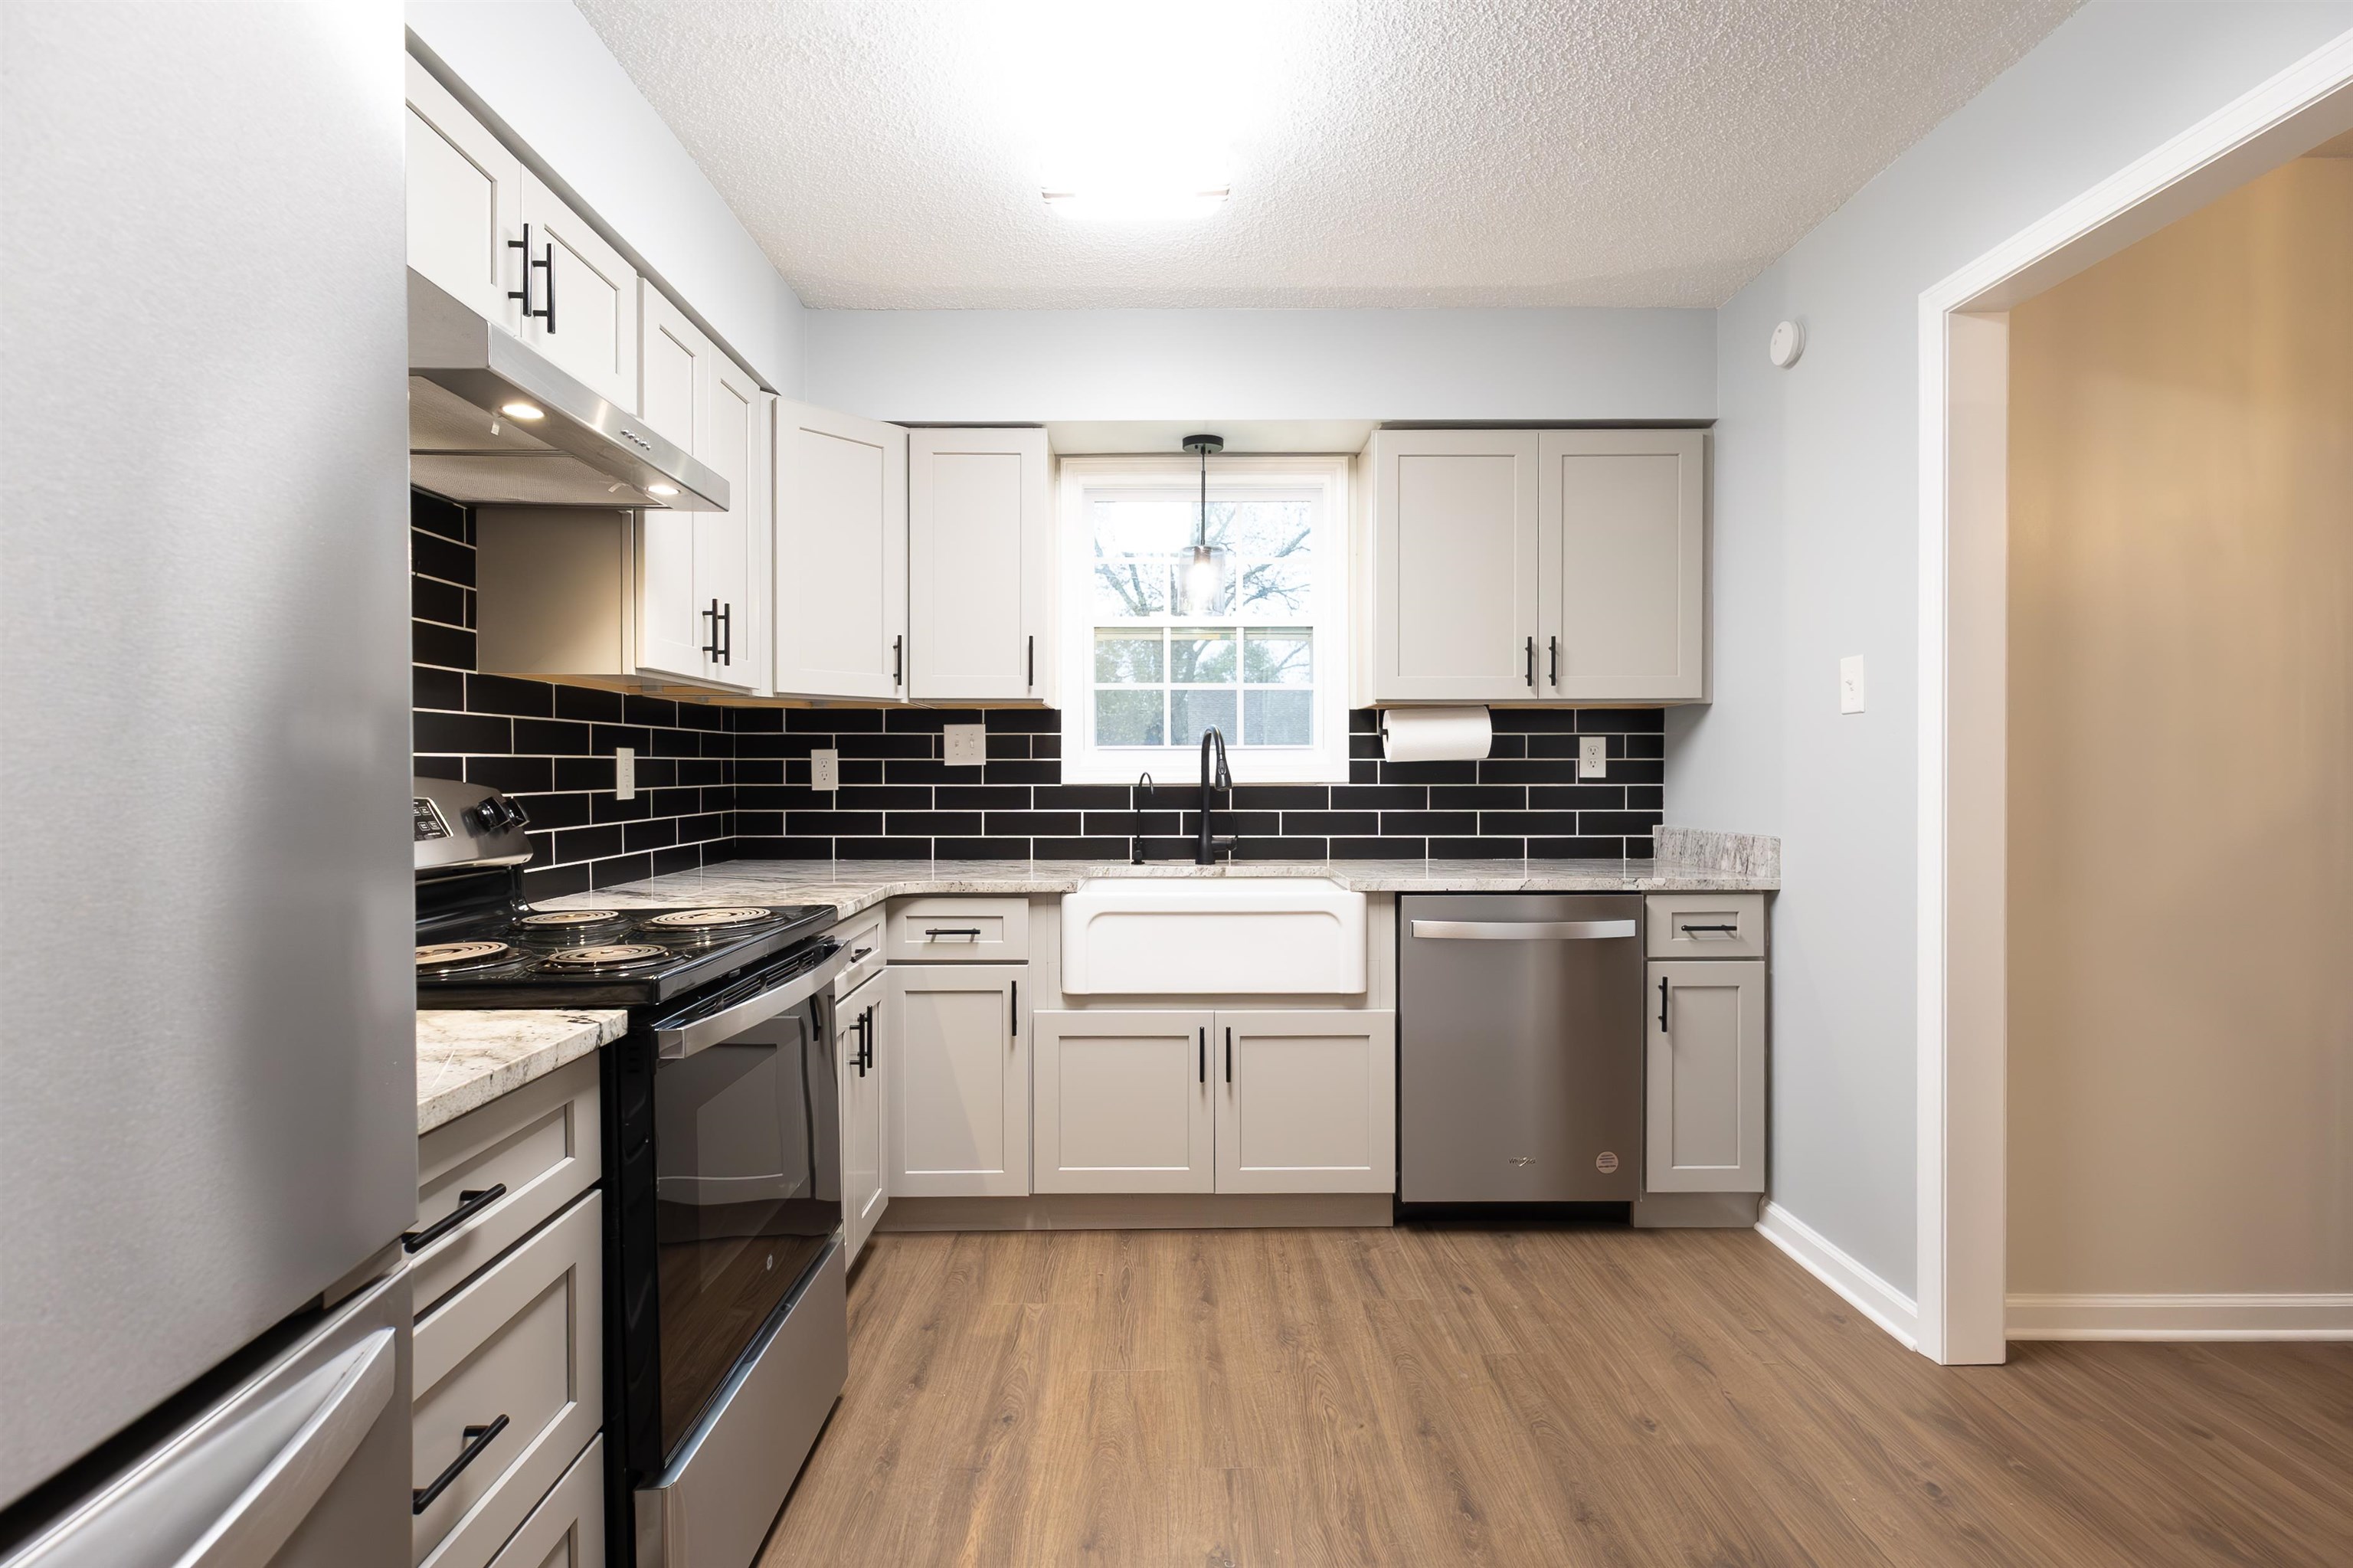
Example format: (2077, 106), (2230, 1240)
(758, 1225), (2353, 1567)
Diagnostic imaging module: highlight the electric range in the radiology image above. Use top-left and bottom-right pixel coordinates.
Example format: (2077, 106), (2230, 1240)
(412, 775), (854, 1568)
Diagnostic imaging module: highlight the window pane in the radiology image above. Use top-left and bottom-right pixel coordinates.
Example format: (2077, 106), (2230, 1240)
(1093, 630), (1163, 683)
(1216, 499), (1313, 558)
(1169, 628), (1235, 684)
(1095, 689), (1164, 746)
(1092, 499), (1196, 557)
(1092, 558), (1172, 617)
(1242, 627), (1313, 684)
(1170, 688), (1237, 746)
(1233, 554), (1313, 617)
(1245, 689), (1314, 746)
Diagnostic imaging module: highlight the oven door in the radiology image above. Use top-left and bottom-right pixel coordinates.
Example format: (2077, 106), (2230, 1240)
(630, 939), (849, 1475)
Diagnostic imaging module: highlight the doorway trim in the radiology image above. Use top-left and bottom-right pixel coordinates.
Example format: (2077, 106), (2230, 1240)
(1913, 32), (2353, 1365)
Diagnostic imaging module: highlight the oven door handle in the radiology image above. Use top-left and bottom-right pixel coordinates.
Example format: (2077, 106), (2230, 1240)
(654, 944), (854, 1061)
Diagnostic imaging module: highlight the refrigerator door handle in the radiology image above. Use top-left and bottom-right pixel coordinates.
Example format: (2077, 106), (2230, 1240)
(176, 1327), (397, 1568)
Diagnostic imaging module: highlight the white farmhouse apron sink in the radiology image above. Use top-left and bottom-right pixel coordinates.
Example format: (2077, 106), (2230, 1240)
(1060, 876), (1368, 995)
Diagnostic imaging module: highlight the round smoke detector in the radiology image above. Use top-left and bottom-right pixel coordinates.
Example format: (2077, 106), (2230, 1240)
(1769, 319), (1805, 368)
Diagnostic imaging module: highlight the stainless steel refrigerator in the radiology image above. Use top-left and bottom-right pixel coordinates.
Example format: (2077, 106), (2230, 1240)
(0, 5), (417, 1562)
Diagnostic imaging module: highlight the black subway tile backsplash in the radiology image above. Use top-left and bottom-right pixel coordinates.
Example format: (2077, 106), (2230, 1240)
(413, 488), (1665, 876)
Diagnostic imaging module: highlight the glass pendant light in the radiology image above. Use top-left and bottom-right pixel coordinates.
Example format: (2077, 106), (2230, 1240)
(1180, 433), (1226, 615)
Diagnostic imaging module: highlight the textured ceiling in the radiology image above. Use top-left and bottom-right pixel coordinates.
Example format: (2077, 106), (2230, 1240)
(574, 0), (2080, 309)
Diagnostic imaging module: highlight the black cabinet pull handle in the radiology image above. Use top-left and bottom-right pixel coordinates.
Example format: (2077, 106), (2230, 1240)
(506, 224), (552, 326)
(1679, 922), (1738, 935)
(401, 1183), (506, 1254)
(1659, 977), (1670, 1033)
(1198, 1026), (1206, 1084)
(1549, 635), (1559, 686)
(413, 1413), (509, 1515)
(924, 926), (982, 938)
(862, 1005), (875, 1072)
(1225, 1026), (1232, 1085)
(1524, 636), (1535, 688)
(718, 602), (732, 667)
(1010, 979), (1018, 1037)
(1026, 634), (1035, 689)
(893, 634), (904, 688)
(848, 946), (872, 962)
(702, 598), (721, 660)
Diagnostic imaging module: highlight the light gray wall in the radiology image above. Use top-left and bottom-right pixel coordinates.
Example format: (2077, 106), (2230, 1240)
(407, 0), (808, 396)
(806, 306), (1715, 422)
(1667, 0), (2353, 1297)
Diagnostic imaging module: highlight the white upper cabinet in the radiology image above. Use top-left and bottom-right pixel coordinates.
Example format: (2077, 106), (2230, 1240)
(517, 173), (637, 412)
(404, 57), (522, 330)
(636, 283), (710, 453)
(694, 358), (766, 689)
(1362, 430), (1543, 702)
(907, 428), (1054, 703)
(774, 401), (908, 701)
(1357, 428), (1708, 705)
(633, 290), (764, 690)
(1539, 430), (1707, 702)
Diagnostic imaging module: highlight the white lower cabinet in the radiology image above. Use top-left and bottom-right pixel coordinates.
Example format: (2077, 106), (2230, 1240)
(412, 1191), (601, 1568)
(1032, 1008), (1396, 1196)
(839, 967), (889, 1259)
(1033, 1010), (1215, 1193)
(1216, 1010), (1396, 1194)
(1644, 959), (1766, 1193)
(486, 1435), (603, 1568)
(888, 964), (1028, 1196)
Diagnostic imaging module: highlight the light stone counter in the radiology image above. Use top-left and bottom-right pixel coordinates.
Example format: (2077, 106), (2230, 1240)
(544, 850), (1778, 925)
(416, 1008), (629, 1134)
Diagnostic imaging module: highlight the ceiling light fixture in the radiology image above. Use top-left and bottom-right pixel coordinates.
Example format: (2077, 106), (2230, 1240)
(1180, 434), (1226, 616)
(1042, 183), (1229, 221)
(498, 401), (545, 420)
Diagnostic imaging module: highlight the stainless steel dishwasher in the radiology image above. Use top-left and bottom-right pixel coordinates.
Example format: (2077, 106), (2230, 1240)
(1399, 893), (1644, 1202)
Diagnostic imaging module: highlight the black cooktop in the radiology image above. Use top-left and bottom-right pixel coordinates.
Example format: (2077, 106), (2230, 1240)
(416, 900), (839, 1008)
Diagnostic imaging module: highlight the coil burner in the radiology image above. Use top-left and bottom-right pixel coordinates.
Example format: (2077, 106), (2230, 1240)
(415, 941), (517, 972)
(517, 908), (627, 928)
(537, 944), (672, 972)
(641, 907), (777, 933)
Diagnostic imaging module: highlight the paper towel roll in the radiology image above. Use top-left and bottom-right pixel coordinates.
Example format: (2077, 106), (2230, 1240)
(1379, 706), (1493, 763)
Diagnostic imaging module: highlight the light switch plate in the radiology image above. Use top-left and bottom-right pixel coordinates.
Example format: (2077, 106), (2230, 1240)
(810, 748), (839, 791)
(944, 724), (987, 768)
(1579, 735), (1608, 778)
(1840, 655), (1867, 714)
(614, 747), (636, 801)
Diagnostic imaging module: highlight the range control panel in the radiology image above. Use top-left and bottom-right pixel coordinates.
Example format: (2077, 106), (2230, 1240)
(413, 798), (451, 842)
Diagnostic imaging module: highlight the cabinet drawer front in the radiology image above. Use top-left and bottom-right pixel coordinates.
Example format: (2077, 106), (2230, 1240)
(486, 1435), (602, 1568)
(414, 1193), (602, 1568)
(412, 1056), (600, 1314)
(829, 908), (887, 996)
(1644, 893), (1766, 959)
(887, 897), (1029, 961)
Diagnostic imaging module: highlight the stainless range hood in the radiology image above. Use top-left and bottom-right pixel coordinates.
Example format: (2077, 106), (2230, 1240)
(407, 271), (728, 511)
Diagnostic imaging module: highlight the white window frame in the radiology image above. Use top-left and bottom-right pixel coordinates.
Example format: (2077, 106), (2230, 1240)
(1058, 453), (1352, 784)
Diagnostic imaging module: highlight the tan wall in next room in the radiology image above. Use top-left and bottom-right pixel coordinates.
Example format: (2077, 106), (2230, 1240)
(2007, 154), (2353, 1297)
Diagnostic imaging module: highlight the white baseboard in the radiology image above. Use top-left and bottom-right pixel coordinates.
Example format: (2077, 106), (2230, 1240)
(2007, 1293), (2353, 1341)
(1755, 1201), (1920, 1349)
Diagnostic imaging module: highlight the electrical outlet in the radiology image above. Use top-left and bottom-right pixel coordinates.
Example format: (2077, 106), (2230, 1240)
(1579, 735), (1608, 778)
(614, 747), (636, 801)
(1840, 655), (1867, 714)
(943, 724), (987, 768)
(810, 748), (839, 792)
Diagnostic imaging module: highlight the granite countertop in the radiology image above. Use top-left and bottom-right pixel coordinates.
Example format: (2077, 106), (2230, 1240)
(546, 850), (1777, 925)
(416, 1008), (629, 1134)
